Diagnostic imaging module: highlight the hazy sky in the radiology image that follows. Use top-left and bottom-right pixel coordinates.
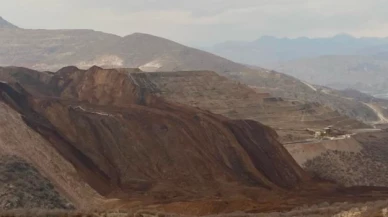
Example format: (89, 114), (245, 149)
(1, 0), (388, 45)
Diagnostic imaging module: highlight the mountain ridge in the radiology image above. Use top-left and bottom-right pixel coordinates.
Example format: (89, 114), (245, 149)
(0, 24), (248, 73)
(205, 34), (388, 67)
(0, 23), (385, 123)
(0, 16), (19, 29)
(206, 34), (388, 102)
(274, 54), (388, 99)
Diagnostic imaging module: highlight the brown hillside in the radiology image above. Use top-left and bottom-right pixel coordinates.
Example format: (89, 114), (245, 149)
(2, 66), (388, 215)
(119, 70), (367, 142)
(0, 100), (103, 209)
(0, 66), (309, 207)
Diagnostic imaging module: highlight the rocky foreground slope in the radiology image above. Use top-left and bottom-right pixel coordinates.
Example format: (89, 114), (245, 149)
(0, 156), (71, 210)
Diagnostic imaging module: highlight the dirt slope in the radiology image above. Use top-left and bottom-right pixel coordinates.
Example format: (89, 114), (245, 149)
(1, 66), (388, 214)
(286, 130), (388, 187)
(121, 70), (368, 142)
(0, 66), (310, 209)
(0, 155), (71, 210)
(227, 70), (380, 123)
(0, 100), (103, 209)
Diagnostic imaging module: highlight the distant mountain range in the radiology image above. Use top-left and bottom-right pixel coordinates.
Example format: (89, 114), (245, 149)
(205, 34), (388, 99)
(205, 34), (388, 67)
(0, 16), (385, 122)
(275, 55), (388, 97)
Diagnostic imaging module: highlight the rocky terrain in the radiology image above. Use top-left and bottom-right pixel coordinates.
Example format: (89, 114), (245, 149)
(123, 70), (368, 142)
(0, 66), (387, 215)
(286, 130), (388, 187)
(3, 16), (388, 216)
(0, 66), (309, 214)
(0, 90), (104, 209)
(0, 156), (72, 210)
(227, 70), (382, 123)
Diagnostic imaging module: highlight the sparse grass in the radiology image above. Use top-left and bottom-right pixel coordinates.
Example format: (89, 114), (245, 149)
(0, 155), (73, 210)
(302, 141), (388, 187)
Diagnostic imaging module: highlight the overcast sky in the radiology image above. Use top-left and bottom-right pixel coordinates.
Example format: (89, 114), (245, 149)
(1, 0), (388, 46)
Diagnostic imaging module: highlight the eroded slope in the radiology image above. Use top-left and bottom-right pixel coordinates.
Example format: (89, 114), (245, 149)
(122, 70), (368, 142)
(0, 66), (309, 207)
(286, 130), (388, 187)
(227, 70), (380, 123)
(0, 100), (103, 209)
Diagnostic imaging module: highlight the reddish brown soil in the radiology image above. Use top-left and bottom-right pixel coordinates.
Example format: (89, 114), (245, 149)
(0, 66), (387, 215)
(0, 66), (308, 206)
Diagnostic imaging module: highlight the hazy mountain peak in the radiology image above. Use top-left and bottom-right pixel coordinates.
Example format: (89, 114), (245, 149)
(125, 32), (179, 44)
(256, 35), (279, 42)
(0, 16), (19, 29)
(127, 32), (151, 37)
(333, 33), (354, 38)
(332, 33), (356, 42)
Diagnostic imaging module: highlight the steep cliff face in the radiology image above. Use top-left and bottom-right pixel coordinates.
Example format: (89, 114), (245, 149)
(0, 66), (309, 205)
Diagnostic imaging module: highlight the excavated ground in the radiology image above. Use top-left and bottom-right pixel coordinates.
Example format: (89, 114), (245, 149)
(120, 70), (369, 143)
(0, 66), (387, 215)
